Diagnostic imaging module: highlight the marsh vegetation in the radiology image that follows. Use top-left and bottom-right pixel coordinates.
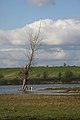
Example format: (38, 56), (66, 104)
(0, 94), (80, 120)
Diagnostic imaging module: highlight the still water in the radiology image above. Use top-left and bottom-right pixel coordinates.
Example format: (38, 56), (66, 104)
(0, 84), (80, 95)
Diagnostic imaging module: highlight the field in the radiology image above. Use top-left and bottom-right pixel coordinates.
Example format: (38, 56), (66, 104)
(0, 94), (80, 120)
(0, 66), (80, 84)
(0, 67), (80, 119)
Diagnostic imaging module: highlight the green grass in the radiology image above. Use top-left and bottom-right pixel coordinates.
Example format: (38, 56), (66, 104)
(31, 66), (80, 74)
(0, 66), (80, 79)
(0, 94), (80, 120)
(0, 68), (19, 80)
(0, 66), (80, 84)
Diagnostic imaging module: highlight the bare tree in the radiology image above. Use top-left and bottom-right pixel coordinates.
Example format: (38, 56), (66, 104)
(22, 21), (42, 91)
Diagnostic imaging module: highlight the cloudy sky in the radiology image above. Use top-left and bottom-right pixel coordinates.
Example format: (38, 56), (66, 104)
(0, 0), (80, 67)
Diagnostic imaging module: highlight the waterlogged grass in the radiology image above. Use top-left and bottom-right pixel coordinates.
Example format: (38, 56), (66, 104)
(0, 94), (80, 120)
(43, 87), (80, 93)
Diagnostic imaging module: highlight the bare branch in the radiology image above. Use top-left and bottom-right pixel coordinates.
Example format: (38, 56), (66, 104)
(21, 20), (42, 90)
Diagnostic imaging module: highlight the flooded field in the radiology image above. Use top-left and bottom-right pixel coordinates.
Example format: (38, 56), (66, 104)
(0, 84), (80, 95)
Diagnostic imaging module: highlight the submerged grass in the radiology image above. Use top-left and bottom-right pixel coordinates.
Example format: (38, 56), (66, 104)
(0, 94), (80, 120)
(43, 87), (80, 92)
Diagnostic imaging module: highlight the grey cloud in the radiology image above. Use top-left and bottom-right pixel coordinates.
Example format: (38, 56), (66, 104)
(27, 0), (55, 7)
(0, 49), (27, 67)
(36, 42), (80, 66)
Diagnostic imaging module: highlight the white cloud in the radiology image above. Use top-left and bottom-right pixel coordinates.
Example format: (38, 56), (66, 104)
(0, 18), (80, 46)
(0, 48), (26, 52)
(0, 18), (80, 67)
(41, 19), (80, 45)
(27, 0), (54, 7)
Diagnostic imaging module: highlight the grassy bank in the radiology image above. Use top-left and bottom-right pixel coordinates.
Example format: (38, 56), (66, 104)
(0, 66), (80, 84)
(0, 94), (80, 120)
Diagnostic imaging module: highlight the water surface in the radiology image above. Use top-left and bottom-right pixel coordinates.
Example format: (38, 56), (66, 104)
(0, 84), (80, 95)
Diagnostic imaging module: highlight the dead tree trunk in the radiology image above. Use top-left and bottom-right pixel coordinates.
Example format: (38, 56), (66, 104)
(22, 20), (42, 91)
(22, 64), (29, 90)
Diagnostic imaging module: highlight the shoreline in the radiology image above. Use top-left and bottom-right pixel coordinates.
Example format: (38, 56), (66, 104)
(0, 81), (80, 85)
